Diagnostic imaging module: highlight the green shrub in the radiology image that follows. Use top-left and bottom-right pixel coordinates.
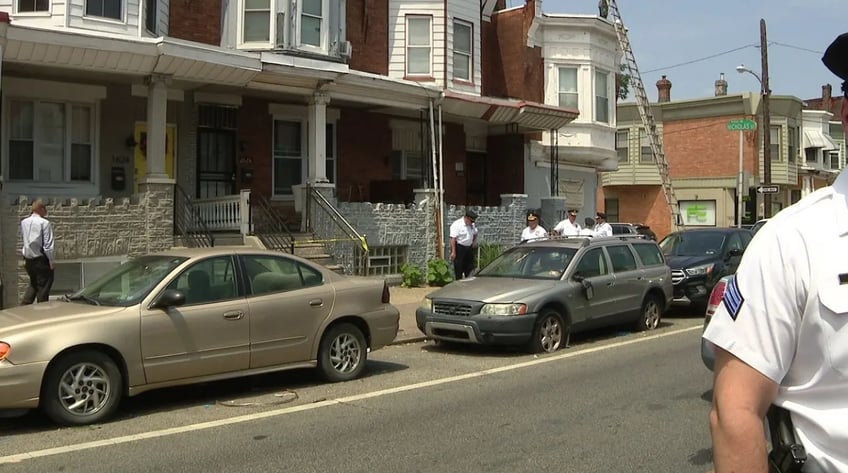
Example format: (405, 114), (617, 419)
(477, 243), (503, 270)
(400, 263), (424, 288)
(427, 258), (454, 287)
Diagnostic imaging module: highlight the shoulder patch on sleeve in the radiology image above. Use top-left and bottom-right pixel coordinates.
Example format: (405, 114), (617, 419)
(722, 276), (744, 321)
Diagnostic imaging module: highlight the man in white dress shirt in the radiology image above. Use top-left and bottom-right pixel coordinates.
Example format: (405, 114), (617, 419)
(592, 212), (613, 237)
(553, 209), (582, 236)
(520, 212), (548, 243)
(449, 209), (479, 280)
(20, 199), (55, 304)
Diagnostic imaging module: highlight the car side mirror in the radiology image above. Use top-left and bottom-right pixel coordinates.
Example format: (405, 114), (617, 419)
(582, 279), (594, 300)
(153, 289), (186, 309)
(726, 248), (743, 258)
(573, 272), (585, 282)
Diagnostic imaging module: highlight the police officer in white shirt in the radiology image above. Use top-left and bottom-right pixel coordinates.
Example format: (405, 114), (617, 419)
(702, 32), (848, 473)
(579, 217), (596, 236)
(520, 211), (548, 243)
(449, 210), (479, 280)
(592, 212), (613, 237)
(20, 198), (55, 304)
(553, 209), (581, 236)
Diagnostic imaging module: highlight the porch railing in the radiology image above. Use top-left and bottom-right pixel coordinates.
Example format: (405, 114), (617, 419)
(174, 184), (215, 247)
(250, 192), (296, 253)
(305, 184), (369, 276)
(192, 191), (250, 232)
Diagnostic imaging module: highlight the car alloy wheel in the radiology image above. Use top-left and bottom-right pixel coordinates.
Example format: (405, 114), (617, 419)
(42, 350), (123, 426)
(637, 296), (662, 331)
(528, 310), (567, 354)
(318, 323), (367, 382)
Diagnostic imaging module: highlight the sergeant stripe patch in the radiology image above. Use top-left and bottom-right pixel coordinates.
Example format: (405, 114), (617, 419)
(722, 276), (744, 321)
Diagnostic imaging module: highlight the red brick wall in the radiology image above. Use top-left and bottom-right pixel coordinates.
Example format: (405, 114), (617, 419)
(347, 0), (389, 75)
(169, 0), (221, 45)
(338, 109), (393, 202)
(663, 115), (759, 179)
(481, 1), (543, 102)
(486, 134), (524, 202)
(238, 97), (272, 198)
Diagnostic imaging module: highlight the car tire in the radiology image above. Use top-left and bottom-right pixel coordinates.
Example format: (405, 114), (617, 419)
(318, 323), (368, 382)
(527, 309), (568, 354)
(41, 350), (123, 426)
(635, 295), (662, 331)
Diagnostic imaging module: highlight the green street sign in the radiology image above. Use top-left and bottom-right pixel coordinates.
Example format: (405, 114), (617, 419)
(727, 118), (757, 131)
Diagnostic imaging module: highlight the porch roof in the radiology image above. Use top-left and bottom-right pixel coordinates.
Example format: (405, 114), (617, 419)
(0, 21), (262, 86)
(442, 90), (579, 132)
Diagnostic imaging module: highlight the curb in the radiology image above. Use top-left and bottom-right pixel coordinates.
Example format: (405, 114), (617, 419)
(390, 335), (428, 346)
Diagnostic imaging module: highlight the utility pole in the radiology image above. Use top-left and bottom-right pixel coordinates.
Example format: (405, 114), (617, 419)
(760, 19), (772, 218)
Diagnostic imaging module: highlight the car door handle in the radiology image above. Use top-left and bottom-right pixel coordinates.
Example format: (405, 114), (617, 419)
(223, 310), (244, 320)
(309, 299), (324, 307)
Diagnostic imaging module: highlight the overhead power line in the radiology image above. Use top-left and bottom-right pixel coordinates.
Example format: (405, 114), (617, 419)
(643, 43), (759, 73)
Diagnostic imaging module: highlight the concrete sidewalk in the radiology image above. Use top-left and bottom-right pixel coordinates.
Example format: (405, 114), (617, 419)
(389, 285), (438, 345)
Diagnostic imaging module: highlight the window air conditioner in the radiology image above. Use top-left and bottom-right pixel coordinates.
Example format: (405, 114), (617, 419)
(338, 40), (352, 59)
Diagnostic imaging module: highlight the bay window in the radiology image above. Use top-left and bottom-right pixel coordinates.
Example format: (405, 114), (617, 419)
(299, 0), (327, 49)
(595, 70), (610, 123)
(406, 16), (432, 77)
(453, 20), (472, 82)
(243, 0), (271, 43)
(7, 99), (93, 183)
(558, 67), (578, 109)
(240, 0), (341, 54)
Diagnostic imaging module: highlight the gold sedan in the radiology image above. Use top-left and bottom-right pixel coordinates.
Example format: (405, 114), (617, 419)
(0, 248), (399, 425)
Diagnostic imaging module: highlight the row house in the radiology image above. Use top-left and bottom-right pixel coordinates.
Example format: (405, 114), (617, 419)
(607, 75), (807, 239)
(801, 84), (846, 194)
(0, 0), (612, 305)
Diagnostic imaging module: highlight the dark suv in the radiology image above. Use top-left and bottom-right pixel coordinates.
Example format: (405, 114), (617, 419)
(659, 228), (753, 312)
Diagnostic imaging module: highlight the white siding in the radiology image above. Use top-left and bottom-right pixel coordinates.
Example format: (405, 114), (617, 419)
(68, 0), (142, 36)
(445, 0), (480, 95)
(388, 0), (444, 85)
(1, 1), (68, 28)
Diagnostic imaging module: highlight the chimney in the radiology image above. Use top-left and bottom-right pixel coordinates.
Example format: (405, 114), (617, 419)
(657, 75), (672, 103)
(822, 84), (833, 113)
(715, 73), (728, 96)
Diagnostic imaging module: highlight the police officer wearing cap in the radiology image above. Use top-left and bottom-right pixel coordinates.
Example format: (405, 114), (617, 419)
(592, 212), (613, 237)
(449, 209), (479, 280)
(553, 209), (582, 236)
(520, 211), (548, 243)
(703, 32), (848, 473)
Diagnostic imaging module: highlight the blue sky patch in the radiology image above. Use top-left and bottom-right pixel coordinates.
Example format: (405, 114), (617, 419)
(722, 276), (744, 321)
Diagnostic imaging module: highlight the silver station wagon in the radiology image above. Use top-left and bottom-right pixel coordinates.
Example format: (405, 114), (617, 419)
(416, 236), (673, 353)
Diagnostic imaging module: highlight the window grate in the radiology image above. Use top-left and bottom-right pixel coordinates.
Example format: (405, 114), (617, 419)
(198, 105), (238, 130)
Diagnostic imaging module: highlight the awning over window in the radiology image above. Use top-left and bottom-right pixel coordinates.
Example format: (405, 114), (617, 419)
(804, 130), (839, 150)
(442, 90), (579, 132)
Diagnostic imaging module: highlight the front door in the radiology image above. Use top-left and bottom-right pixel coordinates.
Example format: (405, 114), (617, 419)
(466, 152), (487, 205)
(197, 128), (236, 198)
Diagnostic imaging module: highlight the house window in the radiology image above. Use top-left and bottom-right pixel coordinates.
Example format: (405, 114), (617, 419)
(604, 198), (619, 223)
(829, 151), (840, 170)
(558, 67), (578, 109)
(145, 0), (157, 34)
(7, 100), (94, 183)
(453, 20), (472, 82)
(616, 130), (629, 162)
(787, 126), (797, 163)
(273, 120), (304, 196)
(17, 0), (49, 12)
(595, 70), (610, 123)
(243, 0), (271, 43)
(299, 0), (327, 49)
(86, 0), (121, 20)
(639, 129), (653, 163)
(770, 126), (781, 161)
(391, 150), (423, 184)
(805, 148), (817, 164)
(406, 16), (432, 76)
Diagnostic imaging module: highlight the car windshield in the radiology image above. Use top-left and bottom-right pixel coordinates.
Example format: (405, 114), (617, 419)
(659, 232), (726, 257)
(477, 246), (577, 279)
(68, 255), (188, 307)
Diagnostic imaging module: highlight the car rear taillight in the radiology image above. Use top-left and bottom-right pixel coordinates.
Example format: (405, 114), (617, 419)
(706, 279), (728, 317)
(382, 282), (390, 304)
(0, 342), (10, 361)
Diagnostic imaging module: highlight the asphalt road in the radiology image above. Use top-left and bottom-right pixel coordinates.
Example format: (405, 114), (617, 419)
(0, 314), (713, 473)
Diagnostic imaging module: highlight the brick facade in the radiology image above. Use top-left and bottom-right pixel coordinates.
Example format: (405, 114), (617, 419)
(169, 0), (222, 46)
(664, 116), (759, 179)
(486, 134), (526, 203)
(346, 0), (389, 75)
(482, 0), (544, 102)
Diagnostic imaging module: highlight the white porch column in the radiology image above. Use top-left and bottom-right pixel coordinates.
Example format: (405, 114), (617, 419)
(801, 175), (814, 198)
(307, 92), (330, 183)
(144, 74), (170, 180)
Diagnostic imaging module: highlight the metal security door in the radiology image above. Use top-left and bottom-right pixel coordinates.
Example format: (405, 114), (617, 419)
(197, 129), (236, 198)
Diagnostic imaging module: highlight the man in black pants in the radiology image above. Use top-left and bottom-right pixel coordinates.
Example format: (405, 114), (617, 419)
(449, 210), (478, 280)
(20, 199), (56, 304)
